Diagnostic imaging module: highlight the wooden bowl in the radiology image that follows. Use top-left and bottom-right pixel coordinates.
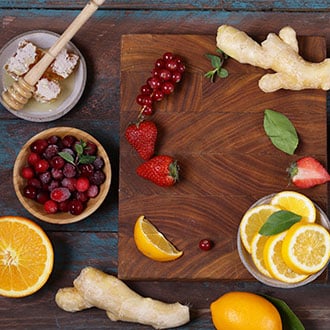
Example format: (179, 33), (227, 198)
(13, 127), (111, 224)
(237, 194), (330, 288)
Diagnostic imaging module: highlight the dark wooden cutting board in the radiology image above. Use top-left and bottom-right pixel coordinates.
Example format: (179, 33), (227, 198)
(118, 33), (328, 280)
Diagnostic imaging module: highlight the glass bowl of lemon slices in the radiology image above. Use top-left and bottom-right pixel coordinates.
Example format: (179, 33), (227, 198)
(237, 191), (330, 288)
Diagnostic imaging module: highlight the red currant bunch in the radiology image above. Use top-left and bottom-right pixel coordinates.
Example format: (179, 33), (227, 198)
(136, 52), (185, 117)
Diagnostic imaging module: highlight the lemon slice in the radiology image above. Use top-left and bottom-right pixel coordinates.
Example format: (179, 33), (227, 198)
(270, 191), (316, 223)
(282, 222), (330, 275)
(240, 204), (281, 254)
(263, 231), (308, 283)
(0, 216), (54, 297)
(133, 215), (183, 262)
(251, 233), (272, 278)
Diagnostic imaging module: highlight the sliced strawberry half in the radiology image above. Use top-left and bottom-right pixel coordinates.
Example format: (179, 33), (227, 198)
(287, 156), (330, 189)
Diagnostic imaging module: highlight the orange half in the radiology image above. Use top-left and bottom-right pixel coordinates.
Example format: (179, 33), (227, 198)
(0, 216), (54, 297)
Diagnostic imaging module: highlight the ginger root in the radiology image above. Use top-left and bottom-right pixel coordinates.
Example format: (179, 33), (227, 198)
(216, 25), (330, 92)
(55, 267), (190, 329)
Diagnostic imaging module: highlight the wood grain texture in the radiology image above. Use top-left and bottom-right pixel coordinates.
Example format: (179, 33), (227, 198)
(0, 0), (329, 11)
(0, 8), (330, 329)
(118, 34), (328, 280)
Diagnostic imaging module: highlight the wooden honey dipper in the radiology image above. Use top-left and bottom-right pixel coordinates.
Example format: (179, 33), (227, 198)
(2, 0), (105, 111)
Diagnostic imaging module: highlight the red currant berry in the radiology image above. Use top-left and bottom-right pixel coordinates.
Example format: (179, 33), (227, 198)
(152, 89), (164, 101)
(142, 105), (153, 116)
(199, 239), (213, 251)
(44, 200), (58, 214)
(159, 69), (172, 81)
(155, 58), (165, 69)
(161, 81), (175, 95)
(165, 59), (179, 71)
(136, 94), (145, 106)
(147, 76), (161, 90)
(163, 52), (174, 61)
(140, 84), (152, 95)
(177, 62), (186, 73)
(171, 71), (182, 83)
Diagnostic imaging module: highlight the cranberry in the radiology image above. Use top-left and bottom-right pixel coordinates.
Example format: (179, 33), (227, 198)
(69, 199), (84, 215)
(21, 166), (35, 179)
(30, 139), (48, 154)
(58, 200), (70, 212)
(61, 177), (77, 192)
(75, 191), (89, 203)
(93, 157), (104, 170)
(51, 168), (63, 180)
(44, 200), (58, 214)
(39, 171), (51, 184)
(199, 239), (213, 251)
(87, 185), (99, 198)
(63, 163), (76, 178)
(62, 135), (77, 148)
(27, 152), (40, 166)
(90, 170), (106, 185)
(76, 177), (90, 192)
(50, 156), (65, 169)
(36, 190), (50, 204)
(43, 144), (59, 159)
(79, 163), (94, 177)
(50, 187), (71, 202)
(84, 141), (97, 155)
(47, 135), (60, 145)
(27, 177), (42, 189)
(34, 159), (50, 173)
(23, 185), (37, 199)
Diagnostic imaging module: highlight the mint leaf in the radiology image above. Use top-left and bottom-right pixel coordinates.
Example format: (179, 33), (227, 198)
(263, 109), (299, 155)
(58, 151), (75, 165)
(261, 294), (305, 330)
(78, 154), (96, 165)
(205, 49), (229, 82)
(259, 210), (301, 236)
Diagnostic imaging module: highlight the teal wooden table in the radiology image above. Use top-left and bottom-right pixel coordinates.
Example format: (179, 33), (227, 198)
(0, 1), (329, 329)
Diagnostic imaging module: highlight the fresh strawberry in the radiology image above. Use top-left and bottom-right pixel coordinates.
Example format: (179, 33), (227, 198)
(125, 120), (157, 160)
(136, 155), (179, 187)
(287, 156), (330, 188)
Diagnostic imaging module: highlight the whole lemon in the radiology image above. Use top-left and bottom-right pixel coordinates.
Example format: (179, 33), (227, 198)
(210, 291), (282, 330)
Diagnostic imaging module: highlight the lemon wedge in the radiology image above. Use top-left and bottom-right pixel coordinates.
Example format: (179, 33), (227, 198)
(133, 215), (183, 262)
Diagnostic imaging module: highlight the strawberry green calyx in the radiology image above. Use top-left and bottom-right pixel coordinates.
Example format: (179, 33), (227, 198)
(169, 160), (180, 183)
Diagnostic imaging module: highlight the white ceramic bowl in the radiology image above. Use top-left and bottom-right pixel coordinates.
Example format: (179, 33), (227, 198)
(237, 193), (330, 288)
(0, 30), (87, 122)
(13, 127), (111, 224)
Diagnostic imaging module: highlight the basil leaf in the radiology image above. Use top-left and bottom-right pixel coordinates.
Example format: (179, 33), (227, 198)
(75, 142), (84, 156)
(263, 109), (299, 155)
(261, 294), (305, 330)
(58, 151), (75, 165)
(259, 210), (301, 236)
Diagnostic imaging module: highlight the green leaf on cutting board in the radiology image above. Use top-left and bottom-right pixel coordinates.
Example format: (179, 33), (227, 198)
(261, 294), (305, 330)
(263, 109), (299, 155)
(259, 210), (302, 236)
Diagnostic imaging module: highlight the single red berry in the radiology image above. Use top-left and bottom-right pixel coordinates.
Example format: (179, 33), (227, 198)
(44, 200), (58, 214)
(27, 152), (40, 166)
(34, 159), (50, 173)
(50, 187), (71, 203)
(76, 177), (90, 192)
(21, 166), (35, 179)
(199, 239), (213, 251)
(30, 139), (48, 154)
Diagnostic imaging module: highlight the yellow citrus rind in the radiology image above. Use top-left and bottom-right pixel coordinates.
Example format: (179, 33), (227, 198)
(282, 222), (330, 275)
(133, 215), (183, 262)
(239, 204), (281, 254)
(270, 191), (316, 223)
(263, 231), (308, 284)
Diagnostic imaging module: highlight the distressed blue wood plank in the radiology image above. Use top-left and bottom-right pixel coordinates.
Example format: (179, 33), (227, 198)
(0, 0), (329, 11)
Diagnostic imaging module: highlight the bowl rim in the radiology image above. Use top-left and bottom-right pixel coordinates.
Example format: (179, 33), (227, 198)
(237, 193), (330, 288)
(13, 127), (111, 224)
(0, 30), (87, 122)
